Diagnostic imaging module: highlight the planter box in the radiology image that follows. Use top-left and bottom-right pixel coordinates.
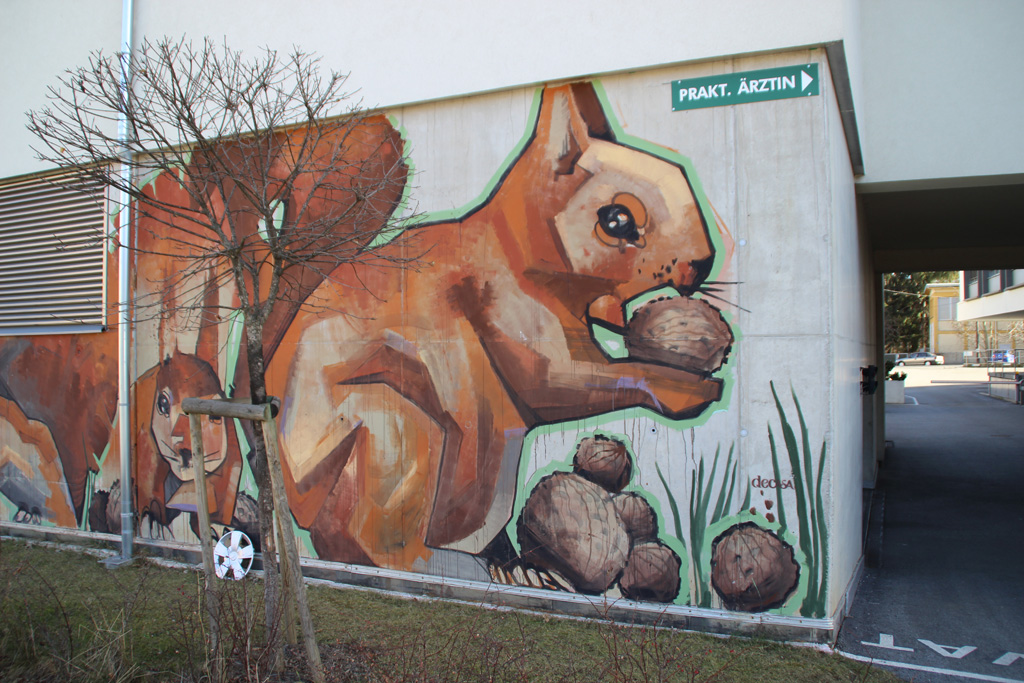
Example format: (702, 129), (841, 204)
(885, 379), (905, 404)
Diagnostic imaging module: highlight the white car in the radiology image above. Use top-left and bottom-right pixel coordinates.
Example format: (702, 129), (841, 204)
(896, 352), (945, 366)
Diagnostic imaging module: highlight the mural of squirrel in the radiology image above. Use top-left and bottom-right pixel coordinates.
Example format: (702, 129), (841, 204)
(266, 82), (734, 571)
(0, 82), (733, 582)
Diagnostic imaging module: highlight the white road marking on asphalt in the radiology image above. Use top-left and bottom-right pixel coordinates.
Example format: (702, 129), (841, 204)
(838, 651), (1024, 683)
(862, 633), (915, 652)
(919, 640), (978, 659)
(996, 653), (1024, 667)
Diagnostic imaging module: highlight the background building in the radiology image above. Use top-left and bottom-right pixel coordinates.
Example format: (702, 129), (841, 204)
(926, 282), (963, 362)
(959, 270), (1024, 362)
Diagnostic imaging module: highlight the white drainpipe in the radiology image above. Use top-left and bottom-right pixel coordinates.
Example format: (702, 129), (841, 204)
(114, 0), (135, 565)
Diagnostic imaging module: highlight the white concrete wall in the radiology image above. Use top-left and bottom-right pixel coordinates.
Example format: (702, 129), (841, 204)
(123, 48), (848, 618)
(116, 48), (850, 619)
(600, 50), (846, 619)
(2, 0), (860, 179)
(0, 0), (121, 179)
(7, 1), (1022, 190)
(825, 48), (873, 613)
(857, 0), (1024, 186)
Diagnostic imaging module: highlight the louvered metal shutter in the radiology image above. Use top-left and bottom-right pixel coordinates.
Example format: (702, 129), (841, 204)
(0, 171), (107, 334)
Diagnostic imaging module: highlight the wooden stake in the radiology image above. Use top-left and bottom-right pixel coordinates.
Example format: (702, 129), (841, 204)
(275, 512), (298, 645)
(262, 409), (325, 683)
(182, 397), (319, 682)
(188, 413), (222, 682)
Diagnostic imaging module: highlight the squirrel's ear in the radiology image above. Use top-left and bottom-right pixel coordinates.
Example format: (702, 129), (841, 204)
(540, 87), (585, 175)
(539, 83), (615, 175)
(194, 264), (219, 368)
(569, 82), (614, 141)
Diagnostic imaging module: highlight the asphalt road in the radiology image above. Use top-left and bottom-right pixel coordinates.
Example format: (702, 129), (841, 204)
(836, 365), (1024, 682)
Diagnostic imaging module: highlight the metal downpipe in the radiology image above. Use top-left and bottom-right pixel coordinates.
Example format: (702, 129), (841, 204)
(111, 0), (135, 566)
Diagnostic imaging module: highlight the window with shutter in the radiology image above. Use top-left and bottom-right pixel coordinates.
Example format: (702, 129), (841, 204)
(0, 171), (108, 334)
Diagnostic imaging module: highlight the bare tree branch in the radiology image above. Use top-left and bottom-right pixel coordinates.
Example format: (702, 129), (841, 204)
(29, 36), (423, 332)
(28, 37), (425, 680)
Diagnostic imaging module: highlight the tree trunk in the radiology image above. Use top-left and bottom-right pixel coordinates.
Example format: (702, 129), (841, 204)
(244, 314), (324, 682)
(244, 318), (284, 664)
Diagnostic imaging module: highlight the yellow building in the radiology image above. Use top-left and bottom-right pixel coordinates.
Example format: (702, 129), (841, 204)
(925, 282), (963, 361)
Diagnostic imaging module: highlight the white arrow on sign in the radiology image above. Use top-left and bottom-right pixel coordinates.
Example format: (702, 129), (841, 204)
(801, 70), (814, 91)
(918, 639), (977, 659)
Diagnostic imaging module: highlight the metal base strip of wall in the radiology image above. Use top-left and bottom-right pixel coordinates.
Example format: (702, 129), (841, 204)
(1, 522), (838, 643)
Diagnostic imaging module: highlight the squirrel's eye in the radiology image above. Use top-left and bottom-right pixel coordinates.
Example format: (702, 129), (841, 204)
(596, 203), (640, 242)
(157, 390), (171, 417)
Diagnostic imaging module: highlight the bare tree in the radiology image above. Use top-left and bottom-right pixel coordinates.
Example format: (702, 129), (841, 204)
(28, 37), (422, 679)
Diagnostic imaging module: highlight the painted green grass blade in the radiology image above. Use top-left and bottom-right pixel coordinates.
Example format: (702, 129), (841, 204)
(815, 441), (830, 613)
(792, 389), (821, 614)
(700, 447), (721, 522)
(688, 466), (699, 534)
(697, 454), (708, 511)
(656, 462), (684, 541)
(658, 461), (697, 602)
(80, 471), (95, 531)
(772, 383), (820, 616)
(792, 390), (820, 585)
(724, 459), (738, 517)
(771, 383), (804, 495)
(693, 460), (707, 604)
(771, 383), (812, 562)
(688, 464), (704, 602)
(712, 445), (736, 523)
(689, 458), (705, 571)
(768, 425), (788, 532)
(695, 448), (721, 607)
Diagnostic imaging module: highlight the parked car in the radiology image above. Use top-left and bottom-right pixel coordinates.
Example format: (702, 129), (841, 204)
(896, 352), (945, 366)
(989, 350), (1014, 364)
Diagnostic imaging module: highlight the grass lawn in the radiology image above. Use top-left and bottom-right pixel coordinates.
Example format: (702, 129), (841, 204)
(0, 538), (901, 682)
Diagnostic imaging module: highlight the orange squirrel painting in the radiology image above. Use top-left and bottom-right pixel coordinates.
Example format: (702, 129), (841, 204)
(0, 82), (733, 592)
(133, 114), (408, 542)
(266, 82), (734, 573)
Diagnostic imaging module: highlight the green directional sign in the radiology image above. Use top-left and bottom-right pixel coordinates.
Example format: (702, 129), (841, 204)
(672, 64), (819, 111)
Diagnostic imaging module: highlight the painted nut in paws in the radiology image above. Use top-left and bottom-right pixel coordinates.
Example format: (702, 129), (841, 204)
(625, 296), (733, 373)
